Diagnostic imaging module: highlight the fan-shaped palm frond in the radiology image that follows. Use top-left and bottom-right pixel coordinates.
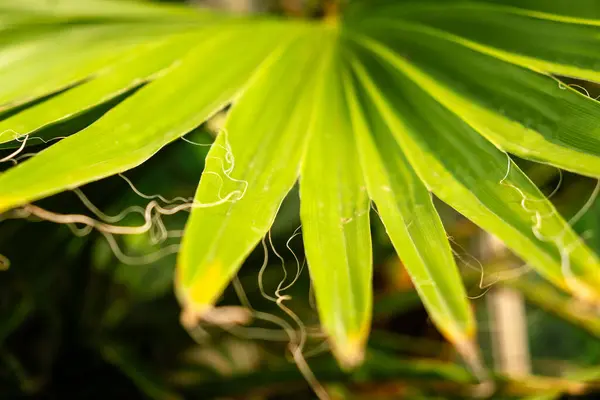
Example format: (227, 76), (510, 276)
(1, 0), (600, 373)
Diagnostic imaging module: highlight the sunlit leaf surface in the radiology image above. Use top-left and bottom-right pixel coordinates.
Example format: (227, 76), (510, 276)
(1, 0), (600, 373)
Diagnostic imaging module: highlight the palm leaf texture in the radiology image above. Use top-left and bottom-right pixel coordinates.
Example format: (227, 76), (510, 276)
(1, 0), (600, 371)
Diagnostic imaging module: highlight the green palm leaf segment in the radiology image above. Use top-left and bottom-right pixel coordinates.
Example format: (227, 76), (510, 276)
(299, 44), (373, 368)
(0, 21), (302, 208)
(346, 13), (600, 178)
(0, 25), (157, 110)
(383, 1), (600, 80)
(1, 0), (600, 369)
(343, 56), (474, 351)
(177, 27), (327, 318)
(0, 32), (203, 145)
(0, 0), (207, 21)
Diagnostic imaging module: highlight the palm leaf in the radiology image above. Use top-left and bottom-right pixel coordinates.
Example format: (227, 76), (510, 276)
(177, 27), (322, 315)
(1, 0), (600, 373)
(346, 35), (600, 303)
(345, 18), (600, 177)
(0, 32), (202, 145)
(387, 3), (600, 80)
(0, 23), (186, 109)
(0, 0), (205, 21)
(300, 43), (372, 368)
(0, 21), (302, 209)
(343, 58), (475, 357)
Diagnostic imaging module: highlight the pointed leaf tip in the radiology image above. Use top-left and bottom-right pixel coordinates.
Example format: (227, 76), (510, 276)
(176, 259), (227, 314)
(331, 331), (368, 370)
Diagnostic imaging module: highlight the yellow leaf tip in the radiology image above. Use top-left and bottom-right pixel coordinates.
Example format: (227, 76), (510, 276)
(176, 260), (248, 330)
(180, 305), (252, 330)
(567, 277), (600, 306)
(330, 331), (368, 370)
(175, 260), (226, 307)
(0, 201), (14, 215)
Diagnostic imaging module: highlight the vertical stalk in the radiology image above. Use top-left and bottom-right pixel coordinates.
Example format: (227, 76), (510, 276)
(482, 234), (532, 377)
